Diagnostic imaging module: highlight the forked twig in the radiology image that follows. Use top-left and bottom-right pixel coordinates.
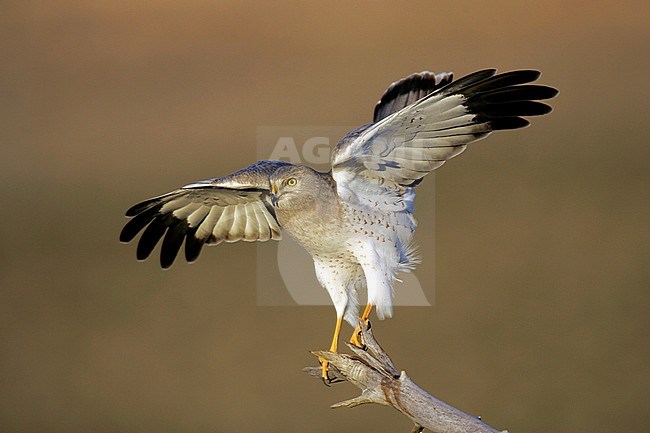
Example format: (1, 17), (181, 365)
(304, 321), (507, 433)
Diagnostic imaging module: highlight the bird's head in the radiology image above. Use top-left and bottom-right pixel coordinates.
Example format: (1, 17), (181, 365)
(269, 165), (326, 210)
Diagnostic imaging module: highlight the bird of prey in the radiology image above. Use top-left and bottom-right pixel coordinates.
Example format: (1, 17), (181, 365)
(120, 69), (557, 381)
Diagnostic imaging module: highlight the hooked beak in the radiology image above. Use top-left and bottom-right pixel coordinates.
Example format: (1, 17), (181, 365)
(270, 185), (279, 207)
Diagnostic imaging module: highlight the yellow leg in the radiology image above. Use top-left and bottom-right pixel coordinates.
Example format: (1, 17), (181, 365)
(321, 316), (343, 381)
(349, 303), (372, 347)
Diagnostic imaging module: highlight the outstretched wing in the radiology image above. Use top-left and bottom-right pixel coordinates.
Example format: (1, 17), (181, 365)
(120, 160), (291, 268)
(373, 71), (453, 122)
(331, 69), (558, 208)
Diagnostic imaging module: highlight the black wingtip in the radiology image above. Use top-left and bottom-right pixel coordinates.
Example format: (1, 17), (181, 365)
(491, 70), (542, 87)
(119, 226), (135, 244)
(125, 198), (158, 217)
(508, 69), (541, 83)
(452, 69), (550, 99)
(159, 220), (189, 269)
(488, 117), (530, 130)
(454, 68), (557, 127)
(466, 68), (499, 79)
(472, 100), (554, 118)
(479, 85), (559, 104)
(440, 69), (497, 94)
(119, 225), (133, 243)
(125, 206), (140, 218)
(184, 231), (205, 263)
(136, 216), (170, 261)
(120, 204), (162, 243)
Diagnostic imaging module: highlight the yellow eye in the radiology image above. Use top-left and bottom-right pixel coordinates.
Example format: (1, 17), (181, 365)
(286, 178), (297, 187)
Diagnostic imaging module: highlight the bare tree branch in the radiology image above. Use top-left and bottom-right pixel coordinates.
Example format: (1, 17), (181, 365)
(304, 321), (508, 433)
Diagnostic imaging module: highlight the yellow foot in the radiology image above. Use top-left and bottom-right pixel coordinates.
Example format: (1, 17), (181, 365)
(320, 315), (343, 385)
(349, 325), (365, 348)
(320, 357), (330, 382)
(349, 319), (370, 349)
(349, 303), (373, 348)
(319, 357), (342, 385)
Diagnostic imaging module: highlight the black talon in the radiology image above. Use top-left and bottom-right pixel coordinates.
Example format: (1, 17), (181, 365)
(322, 372), (344, 385)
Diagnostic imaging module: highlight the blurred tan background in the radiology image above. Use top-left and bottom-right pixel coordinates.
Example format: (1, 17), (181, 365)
(1, 1), (648, 432)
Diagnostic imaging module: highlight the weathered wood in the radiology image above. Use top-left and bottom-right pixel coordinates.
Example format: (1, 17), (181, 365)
(304, 321), (507, 433)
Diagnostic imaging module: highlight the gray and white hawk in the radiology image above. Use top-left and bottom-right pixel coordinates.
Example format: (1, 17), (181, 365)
(120, 69), (558, 381)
